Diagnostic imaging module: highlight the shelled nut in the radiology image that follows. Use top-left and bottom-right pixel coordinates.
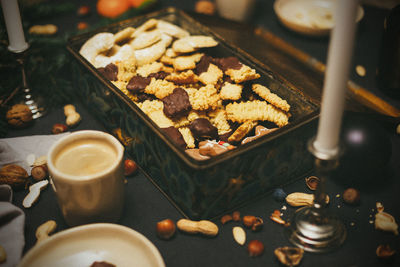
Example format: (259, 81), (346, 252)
(247, 240), (264, 257)
(220, 214), (233, 224)
(232, 211), (241, 221)
(342, 188), (360, 205)
(31, 165), (48, 181)
(156, 219), (176, 240)
(232, 226), (246, 245)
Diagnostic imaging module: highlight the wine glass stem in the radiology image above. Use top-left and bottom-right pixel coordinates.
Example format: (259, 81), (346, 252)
(13, 50), (46, 119)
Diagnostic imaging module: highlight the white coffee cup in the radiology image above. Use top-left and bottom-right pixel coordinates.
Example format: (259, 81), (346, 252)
(47, 130), (125, 226)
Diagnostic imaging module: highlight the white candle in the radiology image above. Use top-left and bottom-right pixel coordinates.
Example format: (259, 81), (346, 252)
(1, 0), (29, 52)
(313, 0), (359, 158)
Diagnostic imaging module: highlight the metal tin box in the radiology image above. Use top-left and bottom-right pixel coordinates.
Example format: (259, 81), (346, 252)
(67, 7), (319, 219)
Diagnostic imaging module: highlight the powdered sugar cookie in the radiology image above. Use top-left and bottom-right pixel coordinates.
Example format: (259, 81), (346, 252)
(172, 35), (218, 53)
(157, 20), (190, 39)
(132, 18), (158, 38)
(114, 27), (135, 44)
(79, 32), (114, 65)
(93, 43), (135, 68)
(130, 29), (161, 49)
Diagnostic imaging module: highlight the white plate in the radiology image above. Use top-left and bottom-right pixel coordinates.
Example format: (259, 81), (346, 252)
(18, 223), (165, 267)
(274, 0), (364, 36)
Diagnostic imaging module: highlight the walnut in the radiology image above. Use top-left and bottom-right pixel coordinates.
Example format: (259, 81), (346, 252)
(6, 104), (33, 128)
(0, 164), (29, 189)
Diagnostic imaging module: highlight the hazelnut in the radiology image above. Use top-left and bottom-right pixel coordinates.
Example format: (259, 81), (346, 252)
(220, 214), (233, 224)
(242, 215), (256, 228)
(376, 244), (395, 259)
(31, 165), (48, 181)
(156, 219), (176, 240)
(124, 159), (138, 176)
(343, 188), (360, 205)
(6, 104), (33, 128)
(77, 5), (90, 16)
(195, 0), (216, 15)
(77, 22), (89, 30)
(232, 211), (241, 221)
(247, 240), (264, 257)
(251, 217), (263, 232)
(0, 164), (29, 188)
(52, 123), (68, 134)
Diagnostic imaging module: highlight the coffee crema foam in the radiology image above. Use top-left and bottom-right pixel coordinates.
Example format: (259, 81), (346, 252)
(54, 138), (117, 177)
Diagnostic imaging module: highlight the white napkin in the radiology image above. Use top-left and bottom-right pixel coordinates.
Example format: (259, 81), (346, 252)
(0, 133), (70, 267)
(0, 133), (70, 175)
(0, 185), (25, 267)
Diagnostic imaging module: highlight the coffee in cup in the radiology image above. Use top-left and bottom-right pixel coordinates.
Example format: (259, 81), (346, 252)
(47, 130), (125, 226)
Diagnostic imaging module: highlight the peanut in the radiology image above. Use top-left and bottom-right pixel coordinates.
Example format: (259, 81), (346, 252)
(36, 220), (57, 244)
(285, 192), (329, 207)
(64, 104), (81, 127)
(177, 219), (218, 237)
(29, 24), (58, 35)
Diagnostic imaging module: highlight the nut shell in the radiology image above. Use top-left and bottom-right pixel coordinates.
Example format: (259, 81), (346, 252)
(251, 217), (264, 232)
(0, 164), (29, 188)
(274, 246), (304, 266)
(242, 215), (256, 228)
(6, 104), (33, 128)
(305, 176), (320, 190)
(376, 244), (395, 259)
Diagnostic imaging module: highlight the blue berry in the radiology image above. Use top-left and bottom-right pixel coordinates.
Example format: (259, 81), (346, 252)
(272, 188), (287, 202)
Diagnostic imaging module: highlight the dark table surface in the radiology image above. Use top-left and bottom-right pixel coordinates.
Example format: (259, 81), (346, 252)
(3, 0), (400, 266)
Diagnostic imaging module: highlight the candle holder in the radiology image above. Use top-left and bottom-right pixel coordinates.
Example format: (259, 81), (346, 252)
(285, 138), (346, 253)
(12, 47), (46, 119)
